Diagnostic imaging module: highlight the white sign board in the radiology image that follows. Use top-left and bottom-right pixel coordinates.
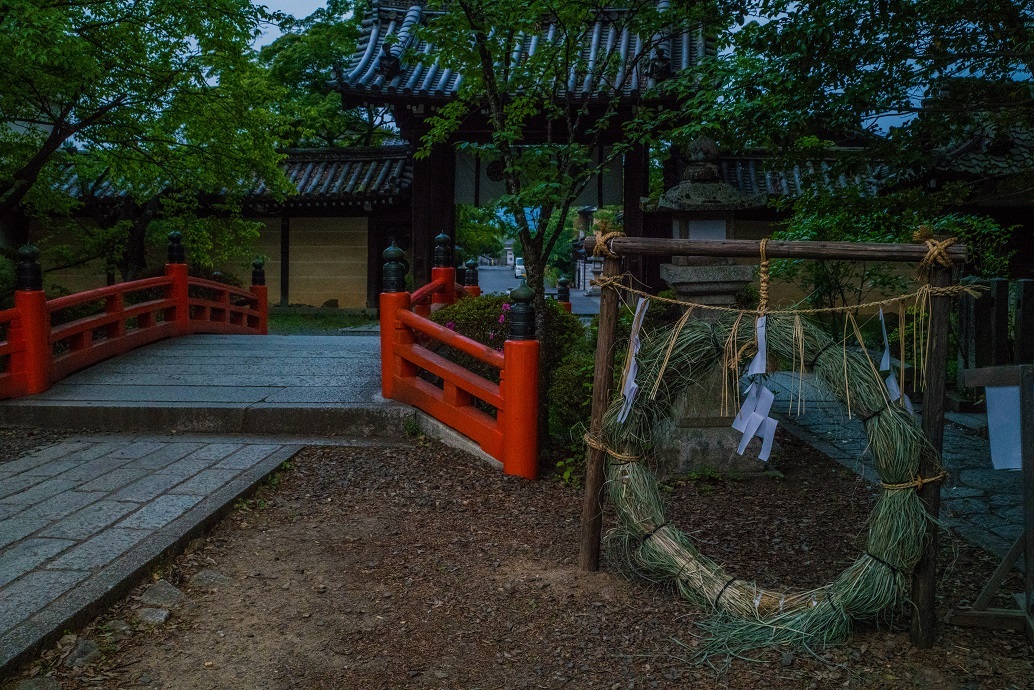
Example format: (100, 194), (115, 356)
(985, 385), (1029, 471)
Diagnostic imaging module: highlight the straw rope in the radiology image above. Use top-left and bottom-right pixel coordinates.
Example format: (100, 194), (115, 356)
(880, 471), (948, 491)
(583, 432), (642, 462)
(592, 230), (625, 259)
(915, 237), (957, 280)
(757, 238), (770, 313)
(590, 275), (981, 315)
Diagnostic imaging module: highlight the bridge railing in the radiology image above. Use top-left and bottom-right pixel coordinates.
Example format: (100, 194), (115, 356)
(379, 236), (539, 479)
(0, 232), (267, 400)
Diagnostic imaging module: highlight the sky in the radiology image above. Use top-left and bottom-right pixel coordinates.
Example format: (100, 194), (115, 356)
(254, 0), (331, 47)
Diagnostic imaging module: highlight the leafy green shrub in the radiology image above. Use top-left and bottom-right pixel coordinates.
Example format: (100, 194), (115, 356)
(430, 294), (584, 383)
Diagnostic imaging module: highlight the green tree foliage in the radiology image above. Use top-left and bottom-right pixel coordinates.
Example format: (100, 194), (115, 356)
(667, 0), (1031, 302)
(674, 0), (1034, 172)
(0, 0), (292, 282)
(258, 0), (396, 148)
(454, 205), (506, 263)
(415, 0), (700, 318)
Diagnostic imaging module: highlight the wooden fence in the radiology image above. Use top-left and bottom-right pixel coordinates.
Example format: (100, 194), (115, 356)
(958, 278), (1034, 371)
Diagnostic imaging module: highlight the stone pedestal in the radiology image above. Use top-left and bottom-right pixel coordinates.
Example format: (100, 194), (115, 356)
(659, 260), (755, 307)
(652, 260), (769, 475)
(585, 261), (603, 296)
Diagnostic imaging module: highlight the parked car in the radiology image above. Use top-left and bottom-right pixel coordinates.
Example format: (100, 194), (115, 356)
(514, 257), (526, 278)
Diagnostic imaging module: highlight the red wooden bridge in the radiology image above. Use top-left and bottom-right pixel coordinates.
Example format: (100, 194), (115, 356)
(0, 233), (267, 401)
(0, 233), (546, 479)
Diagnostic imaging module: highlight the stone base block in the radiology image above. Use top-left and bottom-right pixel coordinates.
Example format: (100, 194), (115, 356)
(651, 419), (775, 476)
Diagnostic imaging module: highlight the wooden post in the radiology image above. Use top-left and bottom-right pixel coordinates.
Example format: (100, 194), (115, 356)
(501, 339), (540, 479)
(990, 278), (1012, 365)
(1021, 366), (1034, 635)
(464, 259), (481, 298)
(557, 276), (572, 313)
(579, 254), (623, 571)
(250, 258), (268, 335)
(165, 232), (190, 335)
(279, 212), (290, 307)
(1016, 279), (1034, 364)
(13, 246), (50, 395)
(954, 365), (1034, 642)
(380, 243), (410, 400)
(910, 264), (952, 647)
(500, 281), (539, 479)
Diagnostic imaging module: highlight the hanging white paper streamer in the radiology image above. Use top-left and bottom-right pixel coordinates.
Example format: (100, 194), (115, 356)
(986, 385), (1025, 470)
(617, 298), (650, 423)
(732, 382), (761, 433)
(878, 309), (914, 413)
(732, 316), (779, 462)
(746, 315), (768, 376)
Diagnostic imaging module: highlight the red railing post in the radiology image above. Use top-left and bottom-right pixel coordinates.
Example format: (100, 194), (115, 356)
(463, 258), (481, 298)
(432, 232), (456, 308)
(105, 293), (126, 340)
(379, 291), (410, 399)
(500, 281), (539, 479)
(165, 231), (189, 335)
(431, 266), (456, 307)
(381, 243), (411, 399)
(250, 258), (268, 335)
(12, 246), (50, 395)
(557, 276), (572, 313)
(501, 339), (540, 479)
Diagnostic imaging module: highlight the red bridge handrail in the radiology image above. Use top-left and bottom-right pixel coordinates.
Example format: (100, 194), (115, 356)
(187, 277), (260, 303)
(0, 241), (268, 401)
(396, 309), (505, 369)
(410, 275), (450, 304)
(46, 276), (174, 312)
(379, 263), (539, 479)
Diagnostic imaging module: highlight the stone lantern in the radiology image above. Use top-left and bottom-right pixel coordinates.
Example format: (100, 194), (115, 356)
(652, 138), (772, 475)
(657, 137), (764, 307)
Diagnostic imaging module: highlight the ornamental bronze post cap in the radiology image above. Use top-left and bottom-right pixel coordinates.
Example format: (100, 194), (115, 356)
(510, 280), (534, 303)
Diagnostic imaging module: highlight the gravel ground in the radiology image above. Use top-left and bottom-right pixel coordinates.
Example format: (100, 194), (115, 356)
(0, 427), (74, 466)
(5, 432), (1032, 689)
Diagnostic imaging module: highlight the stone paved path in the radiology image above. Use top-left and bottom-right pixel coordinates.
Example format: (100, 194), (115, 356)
(0, 434), (308, 672)
(767, 372), (1023, 561)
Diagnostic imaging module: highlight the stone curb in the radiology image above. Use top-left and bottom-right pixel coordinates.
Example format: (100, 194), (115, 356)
(0, 445), (301, 676)
(0, 404), (413, 438)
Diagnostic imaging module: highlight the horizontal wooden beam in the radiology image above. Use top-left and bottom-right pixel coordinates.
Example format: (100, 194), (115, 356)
(962, 365), (1033, 388)
(582, 237), (969, 264)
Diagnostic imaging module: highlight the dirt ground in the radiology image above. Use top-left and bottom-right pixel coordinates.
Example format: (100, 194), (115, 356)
(9, 431), (1033, 690)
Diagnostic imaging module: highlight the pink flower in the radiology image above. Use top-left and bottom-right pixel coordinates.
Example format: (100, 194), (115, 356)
(501, 303), (511, 311)
(498, 313), (505, 324)
(445, 321), (456, 331)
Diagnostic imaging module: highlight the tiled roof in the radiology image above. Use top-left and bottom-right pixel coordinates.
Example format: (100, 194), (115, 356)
(716, 157), (887, 200)
(338, 0), (710, 103)
(266, 145), (412, 205)
(58, 145), (413, 207)
(935, 129), (1034, 179)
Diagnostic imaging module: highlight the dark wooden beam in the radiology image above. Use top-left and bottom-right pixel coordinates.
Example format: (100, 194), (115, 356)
(367, 214), (380, 310)
(579, 255), (623, 571)
(583, 237), (969, 263)
(279, 212), (290, 307)
(910, 265), (952, 647)
(408, 143), (456, 286)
